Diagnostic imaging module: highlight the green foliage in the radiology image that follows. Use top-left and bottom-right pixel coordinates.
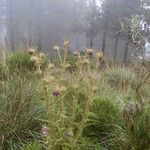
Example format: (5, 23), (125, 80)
(106, 67), (136, 89)
(6, 51), (49, 74)
(112, 103), (150, 150)
(0, 63), (7, 80)
(53, 53), (78, 71)
(84, 83), (122, 141)
(6, 51), (35, 73)
(23, 142), (42, 150)
(0, 76), (43, 149)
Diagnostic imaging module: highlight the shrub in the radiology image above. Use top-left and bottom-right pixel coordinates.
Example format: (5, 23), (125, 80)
(0, 76), (43, 149)
(84, 83), (122, 142)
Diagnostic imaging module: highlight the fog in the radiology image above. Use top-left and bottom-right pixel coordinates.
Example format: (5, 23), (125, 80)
(0, 0), (149, 60)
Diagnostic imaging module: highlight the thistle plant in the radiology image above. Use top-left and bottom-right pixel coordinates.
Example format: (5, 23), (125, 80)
(39, 42), (103, 149)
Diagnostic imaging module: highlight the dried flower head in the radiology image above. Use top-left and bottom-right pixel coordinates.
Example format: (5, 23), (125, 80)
(53, 46), (60, 51)
(41, 126), (49, 137)
(73, 50), (80, 57)
(48, 63), (55, 70)
(27, 48), (36, 55)
(96, 52), (104, 61)
(39, 52), (45, 58)
(52, 90), (60, 97)
(87, 48), (93, 55)
(52, 85), (66, 97)
(63, 40), (70, 48)
(65, 129), (74, 137)
(92, 86), (98, 93)
(30, 56), (39, 62)
(82, 59), (89, 65)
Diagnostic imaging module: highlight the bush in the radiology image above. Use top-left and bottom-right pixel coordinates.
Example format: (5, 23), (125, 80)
(0, 76), (43, 149)
(84, 83), (122, 144)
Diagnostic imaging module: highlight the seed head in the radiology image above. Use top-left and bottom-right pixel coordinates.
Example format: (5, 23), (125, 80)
(53, 46), (60, 51)
(41, 126), (49, 137)
(82, 59), (89, 65)
(92, 86), (98, 93)
(73, 50), (80, 57)
(30, 56), (39, 62)
(87, 48), (93, 55)
(27, 48), (36, 55)
(63, 40), (70, 48)
(52, 90), (60, 97)
(96, 52), (104, 61)
(48, 63), (55, 69)
(39, 52), (45, 58)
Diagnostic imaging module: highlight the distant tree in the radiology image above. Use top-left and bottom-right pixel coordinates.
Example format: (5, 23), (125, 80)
(78, 0), (101, 48)
(100, 0), (141, 60)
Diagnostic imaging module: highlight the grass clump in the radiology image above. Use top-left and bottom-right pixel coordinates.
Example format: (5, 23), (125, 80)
(0, 76), (43, 149)
(83, 83), (122, 145)
(6, 51), (35, 73)
(106, 67), (136, 90)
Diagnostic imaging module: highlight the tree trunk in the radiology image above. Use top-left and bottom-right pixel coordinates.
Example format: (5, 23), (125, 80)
(102, 27), (107, 53)
(90, 35), (93, 48)
(124, 37), (130, 62)
(114, 35), (119, 60)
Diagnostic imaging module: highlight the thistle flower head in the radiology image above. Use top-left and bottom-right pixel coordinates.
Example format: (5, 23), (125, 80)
(96, 52), (104, 61)
(52, 86), (66, 97)
(52, 91), (60, 97)
(41, 126), (49, 137)
(92, 85), (98, 93)
(73, 50), (80, 57)
(39, 52), (45, 58)
(65, 129), (74, 137)
(27, 48), (36, 55)
(82, 59), (89, 65)
(53, 46), (60, 51)
(48, 63), (55, 70)
(63, 40), (70, 48)
(87, 48), (93, 55)
(30, 56), (39, 62)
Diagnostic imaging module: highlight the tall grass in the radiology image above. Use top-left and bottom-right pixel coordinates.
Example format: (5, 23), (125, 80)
(0, 74), (43, 149)
(1, 43), (150, 149)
